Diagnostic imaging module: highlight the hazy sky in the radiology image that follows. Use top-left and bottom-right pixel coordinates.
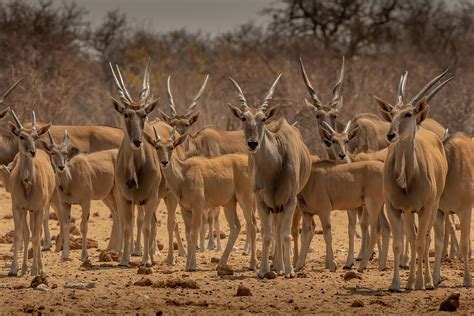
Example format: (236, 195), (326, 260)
(56, 0), (275, 34)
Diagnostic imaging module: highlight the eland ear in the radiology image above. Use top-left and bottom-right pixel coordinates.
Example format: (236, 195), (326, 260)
(158, 110), (171, 123)
(374, 96), (393, 122)
(187, 110), (200, 126)
(264, 104), (280, 120)
(414, 97), (430, 125)
(37, 123), (51, 136)
(9, 121), (19, 136)
(348, 125), (360, 140)
(173, 133), (188, 148)
(0, 107), (10, 119)
(112, 97), (126, 114)
(145, 98), (159, 114)
(227, 103), (243, 119)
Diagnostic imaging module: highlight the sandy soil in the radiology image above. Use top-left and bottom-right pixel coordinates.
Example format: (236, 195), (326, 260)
(0, 186), (473, 314)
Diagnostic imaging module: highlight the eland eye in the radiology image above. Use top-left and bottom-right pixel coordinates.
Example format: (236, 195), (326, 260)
(262, 118), (266, 123)
(241, 117), (246, 122)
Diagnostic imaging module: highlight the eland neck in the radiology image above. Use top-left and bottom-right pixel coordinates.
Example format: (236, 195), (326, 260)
(250, 128), (282, 177)
(393, 127), (418, 191)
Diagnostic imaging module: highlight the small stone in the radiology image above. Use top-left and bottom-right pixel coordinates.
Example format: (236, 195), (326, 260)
(30, 275), (48, 288)
(216, 264), (234, 276)
(98, 250), (119, 262)
(134, 278), (153, 287)
(64, 281), (96, 289)
(35, 284), (50, 292)
(214, 231), (226, 239)
(173, 242), (178, 250)
(93, 212), (99, 217)
(154, 279), (199, 289)
(439, 293), (460, 312)
(351, 299), (364, 307)
(315, 229), (324, 235)
(235, 284), (252, 297)
(137, 266), (153, 275)
(264, 271), (277, 279)
(296, 272), (308, 278)
(80, 259), (94, 269)
(210, 257), (220, 264)
(343, 271), (363, 281)
(157, 243), (164, 251)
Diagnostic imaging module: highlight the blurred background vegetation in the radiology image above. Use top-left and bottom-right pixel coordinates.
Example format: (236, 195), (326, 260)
(0, 0), (472, 154)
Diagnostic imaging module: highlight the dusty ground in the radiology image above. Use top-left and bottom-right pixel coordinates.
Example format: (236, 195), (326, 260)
(0, 186), (473, 314)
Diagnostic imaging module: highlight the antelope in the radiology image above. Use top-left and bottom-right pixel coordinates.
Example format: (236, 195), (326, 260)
(158, 74), (222, 253)
(299, 57), (369, 267)
(432, 132), (473, 287)
(317, 121), (391, 270)
(161, 75), (250, 252)
(41, 130), (119, 262)
(8, 111), (56, 276)
(375, 67), (451, 291)
(144, 127), (257, 271)
(109, 59), (161, 267)
(228, 75), (311, 278)
(294, 153), (387, 272)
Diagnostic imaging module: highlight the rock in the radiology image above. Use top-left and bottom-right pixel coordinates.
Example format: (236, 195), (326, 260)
(80, 259), (94, 270)
(92, 212), (99, 217)
(69, 225), (81, 236)
(439, 293), (460, 312)
(0, 230), (14, 243)
(69, 237), (98, 250)
(216, 264), (234, 276)
(296, 272), (308, 278)
(235, 284), (252, 297)
(157, 242), (164, 251)
(213, 231), (226, 239)
(351, 299), (364, 307)
(3, 214), (13, 219)
(49, 212), (58, 221)
(98, 250), (119, 262)
(30, 275), (48, 288)
(154, 279), (199, 289)
(137, 266), (153, 275)
(264, 271), (277, 279)
(35, 284), (50, 292)
(210, 257), (220, 264)
(173, 242), (178, 250)
(343, 271), (363, 281)
(134, 278), (153, 287)
(315, 228), (324, 235)
(64, 281), (96, 289)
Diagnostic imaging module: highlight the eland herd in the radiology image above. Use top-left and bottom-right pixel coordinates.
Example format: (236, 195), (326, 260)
(1, 57), (472, 292)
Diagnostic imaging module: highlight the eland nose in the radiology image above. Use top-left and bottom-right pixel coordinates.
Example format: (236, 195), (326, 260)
(58, 165), (65, 171)
(339, 153), (346, 160)
(29, 150), (36, 157)
(387, 132), (396, 141)
(247, 141), (258, 150)
(161, 160), (169, 166)
(133, 139), (142, 147)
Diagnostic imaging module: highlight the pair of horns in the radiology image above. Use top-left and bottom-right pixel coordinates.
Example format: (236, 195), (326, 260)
(300, 57), (345, 108)
(322, 120), (352, 135)
(109, 58), (152, 106)
(384, 66), (454, 109)
(228, 74), (282, 111)
(152, 126), (177, 142)
(47, 129), (69, 145)
(167, 75), (209, 117)
(11, 110), (36, 130)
